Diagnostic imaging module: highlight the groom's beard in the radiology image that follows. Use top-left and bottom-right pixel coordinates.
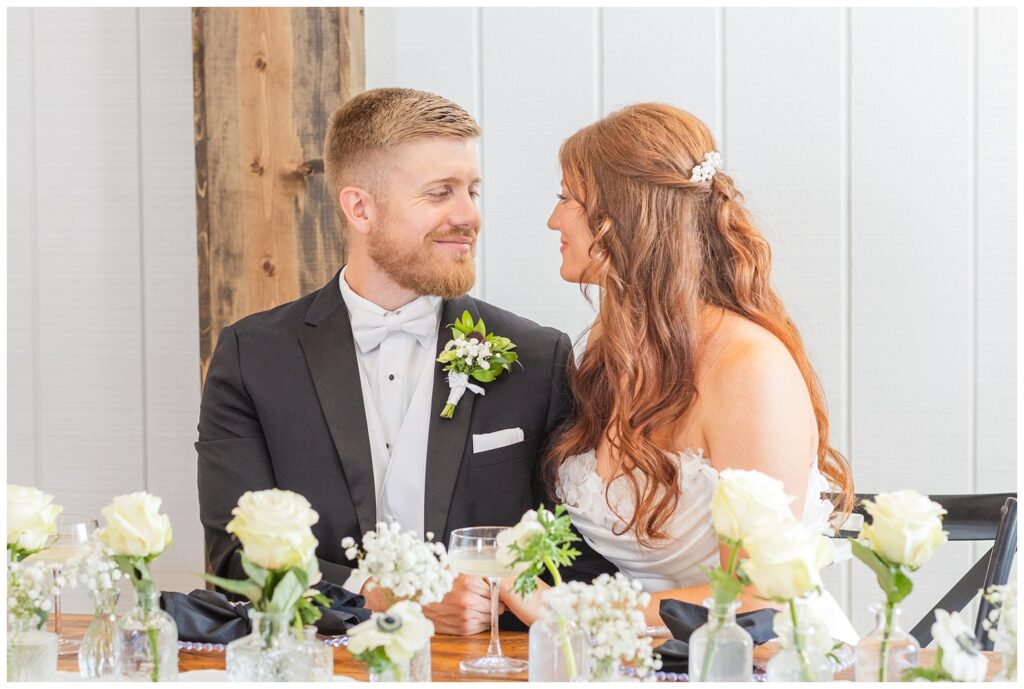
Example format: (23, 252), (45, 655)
(367, 221), (477, 299)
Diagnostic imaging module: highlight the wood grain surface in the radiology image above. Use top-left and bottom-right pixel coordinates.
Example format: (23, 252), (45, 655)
(193, 7), (363, 381)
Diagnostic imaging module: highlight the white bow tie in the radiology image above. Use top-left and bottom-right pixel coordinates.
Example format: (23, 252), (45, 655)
(349, 300), (438, 353)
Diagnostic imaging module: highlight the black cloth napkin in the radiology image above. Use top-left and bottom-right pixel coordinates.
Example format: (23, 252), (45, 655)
(161, 580), (371, 644)
(654, 599), (778, 674)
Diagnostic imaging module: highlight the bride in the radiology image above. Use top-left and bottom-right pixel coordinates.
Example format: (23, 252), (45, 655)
(500, 103), (859, 645)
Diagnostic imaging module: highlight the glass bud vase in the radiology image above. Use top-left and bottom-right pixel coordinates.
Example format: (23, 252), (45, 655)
(303, 625), (334, 681)
(766, 599), (833, 682)
(528, 615), (589, 681)
(410, 638), (431, 681)
(854, 603), (919, 682)
(688, 598), (753, 682)
(369, 659), (411, 682)
(116, 587), (178, 682)
(6, 616), (58, 682)
(79, 589), (120, 679)
(227, 610), (310, 681)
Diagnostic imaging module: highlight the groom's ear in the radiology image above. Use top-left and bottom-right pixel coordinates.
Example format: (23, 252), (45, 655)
(338, 185), (374, 236)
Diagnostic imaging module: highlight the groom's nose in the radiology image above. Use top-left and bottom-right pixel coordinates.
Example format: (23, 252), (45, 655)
(448, 190), (480, 230)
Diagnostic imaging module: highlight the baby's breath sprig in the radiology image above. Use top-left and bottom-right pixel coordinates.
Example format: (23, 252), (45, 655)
(436, 311), (519, 418)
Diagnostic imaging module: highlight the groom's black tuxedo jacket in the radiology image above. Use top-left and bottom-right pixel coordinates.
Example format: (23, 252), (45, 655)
(196, 270), (615, 589)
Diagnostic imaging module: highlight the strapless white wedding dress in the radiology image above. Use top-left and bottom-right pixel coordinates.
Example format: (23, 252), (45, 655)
(556, 448), (859, 645)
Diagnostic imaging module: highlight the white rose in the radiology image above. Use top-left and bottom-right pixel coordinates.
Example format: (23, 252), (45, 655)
(860, 490), (948, 569)
(741, 520), (834, 601)
(97, 492), (172, 558)
(771, 595), (835, 656)
(7, 485), (62, 553)
(495, 510), (543, 567)
(227, 489), (319, 571)
(347, 600), (434, 663)
(711, 469), (795, 544)
(932, 609), (988, 682)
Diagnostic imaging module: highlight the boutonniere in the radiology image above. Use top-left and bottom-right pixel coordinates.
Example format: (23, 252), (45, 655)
(435, 311), (519, 419)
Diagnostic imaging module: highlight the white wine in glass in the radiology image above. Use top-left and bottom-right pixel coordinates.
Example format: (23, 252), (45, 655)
(28, 512), (99, 656)
(448, 526), (529, 676)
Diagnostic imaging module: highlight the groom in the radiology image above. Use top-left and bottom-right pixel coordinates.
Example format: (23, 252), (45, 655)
(196, 87), (613, 634)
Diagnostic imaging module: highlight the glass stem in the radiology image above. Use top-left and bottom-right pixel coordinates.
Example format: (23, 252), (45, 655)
(485, 577), (503, 659)
(52, 568), (62, 637)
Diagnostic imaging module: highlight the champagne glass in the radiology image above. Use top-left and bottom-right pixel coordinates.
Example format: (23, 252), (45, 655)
(30, 512), (99, 655)
(447, 526), (528, 675)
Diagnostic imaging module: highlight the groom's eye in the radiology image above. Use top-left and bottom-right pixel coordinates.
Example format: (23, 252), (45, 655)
(427, 188), (451, 199)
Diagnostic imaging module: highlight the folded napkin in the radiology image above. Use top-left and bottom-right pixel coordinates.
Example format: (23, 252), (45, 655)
(162, 580), (371, 644)
(654, 599), (778, 674)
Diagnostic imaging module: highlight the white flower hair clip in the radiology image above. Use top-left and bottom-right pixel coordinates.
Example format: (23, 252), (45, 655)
(690, 151), (723, 183)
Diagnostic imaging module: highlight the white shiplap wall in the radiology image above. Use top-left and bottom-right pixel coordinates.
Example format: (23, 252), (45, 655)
(7, 7), (201, 611)
(365, 6), (1018, 634)
(6, 8), (1017, 629)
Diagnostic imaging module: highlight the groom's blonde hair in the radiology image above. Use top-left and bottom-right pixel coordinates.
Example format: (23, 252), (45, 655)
(324, 88), (481, 213)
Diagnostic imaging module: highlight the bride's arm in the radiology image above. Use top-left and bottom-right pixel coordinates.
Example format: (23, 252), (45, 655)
(496, 577), (549, 626)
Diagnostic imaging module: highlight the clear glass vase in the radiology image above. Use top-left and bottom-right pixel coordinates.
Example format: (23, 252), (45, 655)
(528, 615), (589, 681)
(688, 598), (753, 682)
(767, 597), (833, 682)
(854, 602), (919, 682)
(303, 625), (334, 681)
(6, 616), (58, 682)
(79, 589), (120, 679)
(115, 587), (178, 681)
(226, 610), (312, 681)
(365, 642), (430, 682)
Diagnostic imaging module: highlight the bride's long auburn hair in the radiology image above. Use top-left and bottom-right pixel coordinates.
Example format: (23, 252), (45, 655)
(545, 103), (854, 547)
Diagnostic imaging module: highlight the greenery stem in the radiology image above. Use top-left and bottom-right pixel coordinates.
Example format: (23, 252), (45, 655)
(700, 543), (740, 682)
(790, 601), (814, 682)
(879, 600), (894, 682)
(543, 555), (579, 679)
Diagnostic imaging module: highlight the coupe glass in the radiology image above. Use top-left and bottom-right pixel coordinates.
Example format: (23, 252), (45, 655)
(447, 526), (528, 676)
(32, 513), (99, 656)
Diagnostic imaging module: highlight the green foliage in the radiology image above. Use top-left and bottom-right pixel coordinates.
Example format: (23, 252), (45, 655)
(437, 311), (520, 379)
(509, 504), (581, 596)
(202, 553), (328, 628)
(902, 648), (952, 682)
(699, 564), (745, 607)
(849, 539), (913, 605)
(353, 647), (397, 676)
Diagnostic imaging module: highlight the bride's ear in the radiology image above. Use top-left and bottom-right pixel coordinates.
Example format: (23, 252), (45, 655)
(338, 186), (374, 236)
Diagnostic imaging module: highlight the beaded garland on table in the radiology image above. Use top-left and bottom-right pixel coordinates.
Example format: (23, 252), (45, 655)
(178, 636), (349, 652)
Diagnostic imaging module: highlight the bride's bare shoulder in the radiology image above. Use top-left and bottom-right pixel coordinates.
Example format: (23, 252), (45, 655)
(697, 309), (806, 403)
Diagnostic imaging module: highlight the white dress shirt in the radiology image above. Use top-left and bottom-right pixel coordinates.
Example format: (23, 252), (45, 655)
(338, 268), (442, 454)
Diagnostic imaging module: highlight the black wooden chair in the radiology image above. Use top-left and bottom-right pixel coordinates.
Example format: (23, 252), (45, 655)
(842, 492), (1017, 651)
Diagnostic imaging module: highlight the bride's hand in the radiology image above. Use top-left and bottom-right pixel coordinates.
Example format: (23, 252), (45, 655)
(497, 575), (547, 626)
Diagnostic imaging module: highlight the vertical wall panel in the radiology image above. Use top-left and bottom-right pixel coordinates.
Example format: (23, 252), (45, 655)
(725, 6), (851, 618)
(32, 8), (147, 513)
(975, 8), (1017, 493)
(602, 8), (718, 125)
(482, 8), (598, 342)
(138, 8), (203, 595)
(848, 8), (974, 632)
(7, 8), (37, 486)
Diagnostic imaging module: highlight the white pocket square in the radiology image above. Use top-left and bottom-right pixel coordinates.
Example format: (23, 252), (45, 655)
(472, 427), (524, 453)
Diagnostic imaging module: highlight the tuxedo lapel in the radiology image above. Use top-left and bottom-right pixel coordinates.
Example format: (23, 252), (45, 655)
(299, 272), (376, 536)
(424, 295), (480, 539)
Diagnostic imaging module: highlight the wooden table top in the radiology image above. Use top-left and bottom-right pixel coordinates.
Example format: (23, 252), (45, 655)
(56, 614), (1002, 681)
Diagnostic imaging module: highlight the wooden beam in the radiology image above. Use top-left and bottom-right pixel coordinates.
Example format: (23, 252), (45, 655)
(193, 7), (364, 381)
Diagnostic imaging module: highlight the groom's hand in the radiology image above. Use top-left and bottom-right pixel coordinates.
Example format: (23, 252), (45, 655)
(422, 574), (504, 636)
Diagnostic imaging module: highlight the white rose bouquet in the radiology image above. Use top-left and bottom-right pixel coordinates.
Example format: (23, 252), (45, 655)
(902, 609), (988, 682)
(696, 469), (796, 681)
(742, 520), (835, 681)
(541, 573), (661, 681)
(346, 600), (435, 680)
(204, 489), (329, 630)
(341, 521), (455, 606)
(849, 490), (948, 681)
(96, 491), (173, 681)
(436, 311), (519, 418)
(7, 484), (63, 562)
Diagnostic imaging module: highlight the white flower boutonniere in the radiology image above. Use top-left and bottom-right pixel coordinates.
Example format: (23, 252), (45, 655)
(436, 311), (519, 419)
